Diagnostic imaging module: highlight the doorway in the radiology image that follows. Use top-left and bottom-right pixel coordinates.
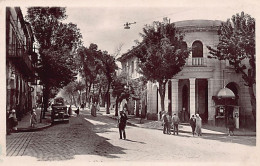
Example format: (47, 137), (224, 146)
(182, 85), (189, 122)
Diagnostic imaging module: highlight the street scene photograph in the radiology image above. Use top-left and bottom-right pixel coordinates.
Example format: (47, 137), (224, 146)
(2, 0), (258, 165)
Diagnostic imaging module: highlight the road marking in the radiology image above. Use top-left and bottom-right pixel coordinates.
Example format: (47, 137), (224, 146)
(84, 118), (106, 125)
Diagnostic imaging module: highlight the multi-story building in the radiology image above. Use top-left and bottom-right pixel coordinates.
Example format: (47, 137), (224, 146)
(118, 20), (255, 128)
(117, 49), (147, 118)
(6, 7), (38, 123)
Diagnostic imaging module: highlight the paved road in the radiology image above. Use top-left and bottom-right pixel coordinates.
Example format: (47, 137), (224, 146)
(5, 109), (257, 163)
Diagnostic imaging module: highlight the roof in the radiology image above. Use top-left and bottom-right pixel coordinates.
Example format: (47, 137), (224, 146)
(118, 19), (223, 62)
(174, 20), (223, 28)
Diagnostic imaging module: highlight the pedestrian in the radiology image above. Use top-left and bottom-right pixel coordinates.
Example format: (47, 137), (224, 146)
(172, 113), (180, 135)
(30, 108), (37, 127)
(167, 114), (172, 134)
(189, 114), (196, 136)
(68, 105), (72, 116)
(227, 116), (235, 136)
(91, 103), (96, 117)
(118, 108), (128, 139)
(75, 107), (80, 117)
(8, 109), (18, 132)
(162, 112), (169, 134)
(195, 114), (202, 136)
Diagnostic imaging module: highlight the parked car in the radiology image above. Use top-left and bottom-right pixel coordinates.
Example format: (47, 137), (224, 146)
(51, 97), (69, 124)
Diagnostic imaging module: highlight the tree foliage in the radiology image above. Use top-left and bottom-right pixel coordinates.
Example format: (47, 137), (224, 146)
(26, 7), (82, 115)
(98, 51), (118, 114)
(130, 20), (190, 113)
(207, 11), (256, 121)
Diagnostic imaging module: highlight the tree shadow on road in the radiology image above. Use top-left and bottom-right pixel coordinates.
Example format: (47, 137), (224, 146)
(16, 116), (128, 161)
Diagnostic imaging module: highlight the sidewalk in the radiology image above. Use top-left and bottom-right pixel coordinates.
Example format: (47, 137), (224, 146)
(98, 107), (256, 136)
(14, 108), (52, 132)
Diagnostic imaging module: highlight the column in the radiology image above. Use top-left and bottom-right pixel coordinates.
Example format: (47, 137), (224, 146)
(164, 82), (168, 113)
(208, 78), (215, 125)
(189, 78), (196, 118)
(171, 79), (178, 115)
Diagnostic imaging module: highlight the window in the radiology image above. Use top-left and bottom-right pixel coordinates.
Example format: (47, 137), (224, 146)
(192, 41), (203, 57)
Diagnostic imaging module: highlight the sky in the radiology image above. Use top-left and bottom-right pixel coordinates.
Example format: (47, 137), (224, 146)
(61, 3), (258, 57)
(15, 0), (259, 58)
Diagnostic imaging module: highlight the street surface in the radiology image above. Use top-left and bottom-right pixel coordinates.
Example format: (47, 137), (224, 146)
(5, 109), (257, 163)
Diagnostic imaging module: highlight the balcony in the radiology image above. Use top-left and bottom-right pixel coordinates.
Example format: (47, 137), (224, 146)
(7, 45), (35, 78)
(186, 57), (207, 66)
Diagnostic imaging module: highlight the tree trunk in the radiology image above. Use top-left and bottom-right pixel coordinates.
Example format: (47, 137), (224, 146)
(115, 98), (119, 116)
(42, 84), (49, 119)
(248, 84), (256, 123)
(85, 83), (89, 107)
(106, 81), (111, 114)
(72, 94), (77, 107)
(158, 81), (167, 114)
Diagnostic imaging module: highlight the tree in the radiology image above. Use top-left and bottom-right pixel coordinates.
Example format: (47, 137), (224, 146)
(63, 82), (77, 106)
(129, 20), (190, 114)
(74, 81), (85, 106)
(77, 44), (101, 107)
(98, 51), (118, 114)
(112, 72), (133, 116)
(207, 12), (256, 122)
(26, 7), (82, 117)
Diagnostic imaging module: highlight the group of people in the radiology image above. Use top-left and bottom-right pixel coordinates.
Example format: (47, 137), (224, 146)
(162, 112), (180, 135)
(189, 114), (202, 136)
(161, 112), (203, 136)
(7, 107), (38, 134)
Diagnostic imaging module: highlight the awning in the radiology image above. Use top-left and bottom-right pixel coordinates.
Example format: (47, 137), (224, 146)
(216, 87), (235, 99)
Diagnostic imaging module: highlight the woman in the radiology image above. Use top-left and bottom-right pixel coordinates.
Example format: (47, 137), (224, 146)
(8, 109), (18, 132)
(30, 109), (37, 127)
(189, 114), (196, 136)
(195, 114), (202, 136)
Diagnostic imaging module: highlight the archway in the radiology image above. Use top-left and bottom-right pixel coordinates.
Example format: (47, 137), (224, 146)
(226, 82), (239, 105)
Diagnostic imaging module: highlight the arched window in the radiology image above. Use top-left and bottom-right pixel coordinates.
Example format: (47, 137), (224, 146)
(192, 41), (203, 58)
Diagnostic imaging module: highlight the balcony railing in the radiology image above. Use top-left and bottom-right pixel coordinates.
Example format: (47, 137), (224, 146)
(186, 57), (206, 66)
(8, 45), (33, 73)
(192, 57), (205, 66)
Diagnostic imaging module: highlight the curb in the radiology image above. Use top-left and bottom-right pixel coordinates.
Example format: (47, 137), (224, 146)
(108, 116), (256, 136)
(15, 123), (53, 133)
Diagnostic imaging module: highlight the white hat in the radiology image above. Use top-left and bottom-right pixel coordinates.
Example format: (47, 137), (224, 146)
(11, 109), (16, 113)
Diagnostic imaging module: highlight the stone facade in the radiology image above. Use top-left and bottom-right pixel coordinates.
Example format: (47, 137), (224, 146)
(6, 7), (38, 122)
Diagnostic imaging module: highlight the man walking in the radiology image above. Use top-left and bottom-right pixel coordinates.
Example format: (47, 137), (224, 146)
(172, 113), (180, 135)
(118, 108), (128, 139)
(162, 112), (168, 134)
(189, 114), (196, 136)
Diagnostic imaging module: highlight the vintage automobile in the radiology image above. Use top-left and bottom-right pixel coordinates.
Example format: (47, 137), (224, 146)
(51, 97), (69, 123)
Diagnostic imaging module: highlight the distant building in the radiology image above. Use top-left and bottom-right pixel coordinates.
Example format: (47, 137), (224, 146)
(117, 49), (147, 118)
(118, 20), (255, 128)
(6, 7), (38, 123)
